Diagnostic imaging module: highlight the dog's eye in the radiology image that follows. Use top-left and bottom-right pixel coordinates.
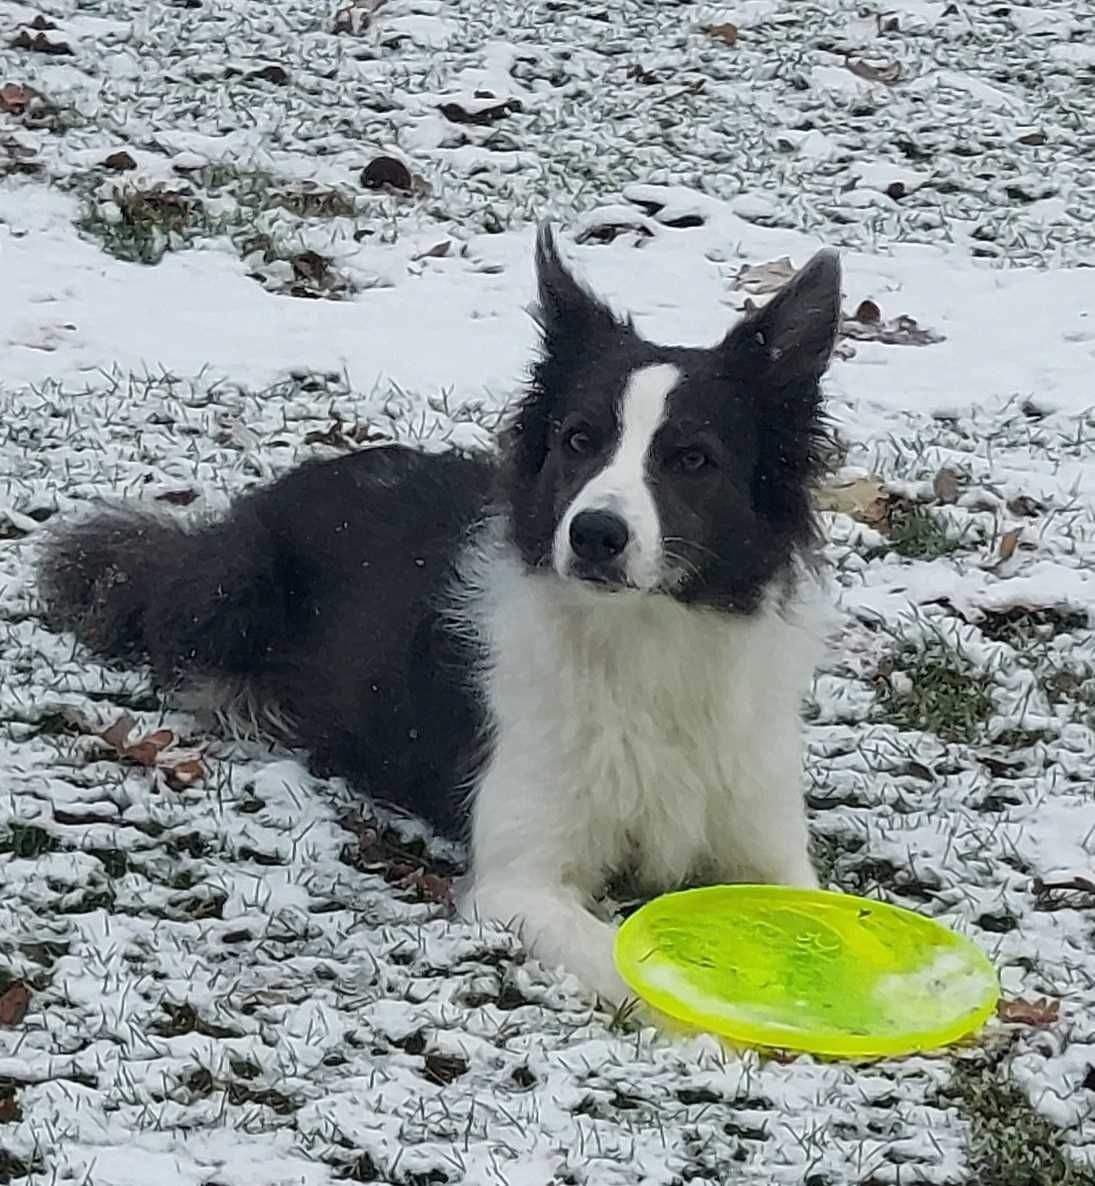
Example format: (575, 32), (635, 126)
(564, 427), (595, 456)
(674, 447), (711, 473)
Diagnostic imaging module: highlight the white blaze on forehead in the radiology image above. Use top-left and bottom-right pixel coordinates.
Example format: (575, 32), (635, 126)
(555, 362), (680, 589)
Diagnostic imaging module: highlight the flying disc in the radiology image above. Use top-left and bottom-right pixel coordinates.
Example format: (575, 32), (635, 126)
(614, 885), (998, 1057)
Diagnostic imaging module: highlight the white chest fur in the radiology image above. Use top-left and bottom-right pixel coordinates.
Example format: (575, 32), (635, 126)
(456, 544), (823, 1002)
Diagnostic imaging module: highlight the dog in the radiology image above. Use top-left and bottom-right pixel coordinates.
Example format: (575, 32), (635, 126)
(38, 227), (841, 1004)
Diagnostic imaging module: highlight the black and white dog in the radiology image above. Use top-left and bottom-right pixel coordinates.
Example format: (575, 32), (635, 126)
(40, 228), (841, 1004)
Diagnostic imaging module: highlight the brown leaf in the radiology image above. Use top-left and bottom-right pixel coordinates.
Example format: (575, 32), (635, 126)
(163, 757), (205, 791)
(1017, 131), (1046, 147)
(412, 240), (452, 261)
(98, 714), (138, 753)
(841, 312), (944, 347)
(0, 983), (30, 1026)
(248, 64), (289, 86)
(998, 528), (1022, 562)
(305, 420), (352, 449)
(933, 467), (961, 505)
(361, 155), (412, 193)
(0, 1088), (20, 1123)
(1033, 875), (1095, 897)
(996, 997), (1059, 1026)
(0, 83), (36, 115)
(422, 1050), (468, 1085)
(817, 477), (891, 526)
(334, 0), (384, 35)
(1007, 494), (1042, 518)
(155, 488), (198, 507)
(97, 717), (180, 768)
(126, 730), (175, 767)
(103, 150), (136, 172)
(291, 250), (332, 285)
(704, 22), (738, 45)
(439, 98), (522, 126)
(11, 29), (74, 56)
(853, 299), (881, 324)
(735, 257), (796, 295)
(847, 58), (902, 85)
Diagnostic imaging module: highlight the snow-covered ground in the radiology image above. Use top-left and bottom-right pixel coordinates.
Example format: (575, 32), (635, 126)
(1, 0), (1094, 1182)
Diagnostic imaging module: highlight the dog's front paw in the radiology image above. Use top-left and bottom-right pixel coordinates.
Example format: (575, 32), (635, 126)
(459, 877), (632, 1009)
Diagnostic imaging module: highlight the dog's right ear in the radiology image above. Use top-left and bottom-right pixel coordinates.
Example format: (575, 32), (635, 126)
(533, 224), (623, 345)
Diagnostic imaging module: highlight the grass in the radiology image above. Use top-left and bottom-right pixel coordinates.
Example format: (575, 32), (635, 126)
(77, 185), (208, 264)
(885, 503), (961, 560)
(875, 644), (995, 744)
(951, 1060), (1095, 1186)
(76, 173), (359, 297)
(0, 822), (59, 859)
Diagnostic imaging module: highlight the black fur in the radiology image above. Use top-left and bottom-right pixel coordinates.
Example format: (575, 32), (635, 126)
(40, 448), (493, 836)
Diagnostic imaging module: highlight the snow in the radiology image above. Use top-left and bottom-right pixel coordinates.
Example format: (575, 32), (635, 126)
(1, 0), (1095, 1182)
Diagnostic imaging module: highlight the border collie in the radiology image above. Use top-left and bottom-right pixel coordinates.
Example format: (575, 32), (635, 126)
(39, 227), (841, 1004)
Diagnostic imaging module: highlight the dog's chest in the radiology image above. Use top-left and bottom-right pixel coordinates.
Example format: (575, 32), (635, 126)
(484, 581), (771, 885)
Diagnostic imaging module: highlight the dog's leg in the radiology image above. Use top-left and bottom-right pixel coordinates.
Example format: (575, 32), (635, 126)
(462, 874), (628, 1006)
(710, 736), (820, 890)
(461, 764), (629, 1006)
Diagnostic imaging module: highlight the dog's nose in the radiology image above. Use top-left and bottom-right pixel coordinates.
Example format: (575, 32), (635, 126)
(569, 510), (630, 564)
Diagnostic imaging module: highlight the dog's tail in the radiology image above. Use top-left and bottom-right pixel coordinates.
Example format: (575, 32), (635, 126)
(38, 498), (287, 687)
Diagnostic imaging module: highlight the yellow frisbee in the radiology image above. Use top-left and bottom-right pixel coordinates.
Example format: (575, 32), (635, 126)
(614, 885), (998, 1058)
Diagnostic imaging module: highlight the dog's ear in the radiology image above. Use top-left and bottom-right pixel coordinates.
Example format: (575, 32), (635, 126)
(533, 224), (623, 345)
(727, 249), (842, 384)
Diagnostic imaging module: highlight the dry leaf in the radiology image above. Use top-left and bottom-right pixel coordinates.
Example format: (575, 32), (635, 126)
(334, 0), (384, 35)
(853, 299), (882, 324)
(102, 150), (136, 172)
(439, 98), (522, 126)
(1007, 494), (1041, 518)
(998, 528), (1022, 562)
(841, 312), (944, 347)
(933, 467), (961, 505)
(735, 257), (796, 294)
(996, 997), (1059, 1026)
(0, 83), (35, 115)
(155, 488), (198, 507)
(248, 63), (289, 86)
(0, 983), (30, 1026)
(412, 240), (452, 261)
(847, 58), (902, 85)
(817, 477), (891, 526)
(11, 29), (74, 56)
(126, 729), (175, 767)
(361, 155), (412, 193)
(0, 1089), (20, 1123)
(98, 717), (176, 766)
(704, 22), (738, 45)
(1033, 875), (1095, 897)
(164, 758), (205, 791)
(98, 714), (138, 753)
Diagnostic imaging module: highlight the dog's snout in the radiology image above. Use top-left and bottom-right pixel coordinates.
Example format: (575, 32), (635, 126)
(569, 510), (630, 564)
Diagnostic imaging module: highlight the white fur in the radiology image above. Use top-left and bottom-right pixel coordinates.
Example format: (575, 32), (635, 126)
(458, 538), (822, 1005)
(553, 363), (679, 590)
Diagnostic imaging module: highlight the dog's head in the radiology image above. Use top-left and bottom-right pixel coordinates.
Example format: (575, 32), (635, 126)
(500, 227), (841, 613)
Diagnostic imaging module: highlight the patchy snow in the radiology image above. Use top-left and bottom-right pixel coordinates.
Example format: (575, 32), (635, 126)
(1, 0), (1095, 1182)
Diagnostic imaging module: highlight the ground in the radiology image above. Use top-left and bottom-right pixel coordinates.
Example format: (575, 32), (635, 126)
(0, 0), (1094, 1183)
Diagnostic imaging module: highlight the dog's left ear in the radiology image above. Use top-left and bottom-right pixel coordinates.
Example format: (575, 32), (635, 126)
(533, 223), (623, 345)
(727, 249), (842, 383)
